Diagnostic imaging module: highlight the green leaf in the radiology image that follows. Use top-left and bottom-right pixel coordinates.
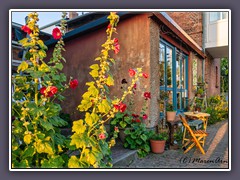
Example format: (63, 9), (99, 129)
(89, 70), (98, 78)
(40, 119), (54, 131)
(72, 120), (86, 134)
(70, 133), (85, 148)
(39, 62), (50, 72)
(68, 156), (81, 168)
(38, 49), (47, 59)
(90, 64), (99, 70)
(140, 134), (147, 141)
(21, 146), (35, 159)
(17, 61), (29, 73)
(55, 63), (63, 70)
(19, 38), (28, 45)
(41, 155), (65, 168)
(49, 116), (68, 127)
(37, 40), (48, 50)
(119, 121), (127, 128)
(106, 75), (114, 86)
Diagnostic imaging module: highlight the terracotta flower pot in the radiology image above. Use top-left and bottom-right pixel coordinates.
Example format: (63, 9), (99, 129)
(166, 111), (176, 122)
(150, 139), (166, 154)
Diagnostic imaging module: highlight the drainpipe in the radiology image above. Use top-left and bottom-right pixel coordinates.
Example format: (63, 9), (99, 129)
(202, 12), (207, 82)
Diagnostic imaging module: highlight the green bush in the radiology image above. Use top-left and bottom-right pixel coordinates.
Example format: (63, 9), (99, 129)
(205, 95), (228, 125)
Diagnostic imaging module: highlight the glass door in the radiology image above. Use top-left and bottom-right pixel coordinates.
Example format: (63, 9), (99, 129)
(159, 40), (188, 113)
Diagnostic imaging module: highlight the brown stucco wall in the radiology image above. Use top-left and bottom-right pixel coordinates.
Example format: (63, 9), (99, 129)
(47, 14), (154, 124)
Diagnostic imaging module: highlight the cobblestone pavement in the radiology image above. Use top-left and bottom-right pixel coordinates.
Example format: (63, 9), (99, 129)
(120, 120), (229, 169)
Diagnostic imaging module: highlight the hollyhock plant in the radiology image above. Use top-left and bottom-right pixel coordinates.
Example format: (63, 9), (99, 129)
(52, 27), (62, 40)
(21, 25), (32, 34)
(69, 79), (78, 89)
(144, 92), (151, 100)
(128, 69), (136, 77)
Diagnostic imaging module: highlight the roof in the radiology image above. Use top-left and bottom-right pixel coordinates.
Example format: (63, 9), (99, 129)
(45, 12), (130, 46)
(12, 22), (52, 37)
(44, 12), (205, 58)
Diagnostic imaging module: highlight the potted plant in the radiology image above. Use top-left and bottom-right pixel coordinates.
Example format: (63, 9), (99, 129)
(149, 131), (168, 154)
(197, 75), (204, 86)
(166, 103), (176, 122)
(196, 88), (204, 97)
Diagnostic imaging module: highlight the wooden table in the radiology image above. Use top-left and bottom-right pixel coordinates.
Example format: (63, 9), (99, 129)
(183, 112), (210, 147)
(184, 112), (210, 131)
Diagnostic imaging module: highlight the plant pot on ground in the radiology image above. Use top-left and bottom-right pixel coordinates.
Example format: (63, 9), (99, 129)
(149, 131), (168, 154)
(166, 103), (176, 122)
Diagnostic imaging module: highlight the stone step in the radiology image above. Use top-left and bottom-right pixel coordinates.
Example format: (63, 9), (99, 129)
(111, 140), (137, 168)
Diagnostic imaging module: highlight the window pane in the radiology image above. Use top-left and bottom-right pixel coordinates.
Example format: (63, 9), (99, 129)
(166, 47), (173, 87)
(192, 59), (198, 85)
(210, 12), (220, 22)
(159, 43), (165, 86)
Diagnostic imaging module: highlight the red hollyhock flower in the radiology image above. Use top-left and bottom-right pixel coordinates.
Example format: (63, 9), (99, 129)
(133, 83), (137, 89)
(99, 133), (106, 140)
(70, 79), (78, 89)
(142, 73), (148, 78)
(114, 126), (119, 132)
(128, 69), (136, 77)
(144, 92), (151, 100)
(132, 114), (139, 118)
(114, 104), (120, 111)
(21, 25), (32, 35)
(40, 86), (58, 97)
(119, 102), (127, 113)
(135, 119), (141, 123)
(52, 27), (62, 40)
(114, 43), (120, 54)
(114, 102), (127, 113)
(113, 38), (118, 44)
(142, 114), (148, 120)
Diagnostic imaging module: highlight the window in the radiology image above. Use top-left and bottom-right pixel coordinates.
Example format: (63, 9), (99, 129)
(210, 12), (228, 22)
(192, 59), (198, 86)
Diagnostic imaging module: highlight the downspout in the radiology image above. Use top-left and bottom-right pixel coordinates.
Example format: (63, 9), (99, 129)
(202, 12), (207, 82)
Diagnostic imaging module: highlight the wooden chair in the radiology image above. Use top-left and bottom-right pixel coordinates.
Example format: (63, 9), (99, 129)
(179, 114), (208, 155)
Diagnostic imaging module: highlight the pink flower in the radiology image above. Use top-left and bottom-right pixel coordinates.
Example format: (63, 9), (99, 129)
(21, 25), (32, 35)
(52, 27), (62, 40)
(142, 114), (148, 120)
(144, 92), (151, 100)
(142, 73), (148, 78)
(99, 133), (106, 140)
(128, 69), (136, 77)
(70, 79), (78, 89)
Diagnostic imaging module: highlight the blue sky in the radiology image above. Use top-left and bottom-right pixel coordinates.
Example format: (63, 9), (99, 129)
(12, 11), (84, 27)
